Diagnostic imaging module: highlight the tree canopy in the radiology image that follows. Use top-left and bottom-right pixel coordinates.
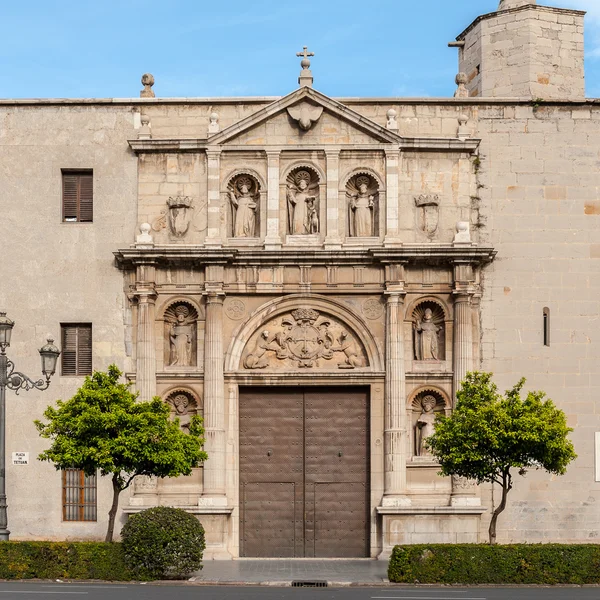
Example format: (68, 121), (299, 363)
(35, 364), (207, 541)
(427, 371), (577, 543)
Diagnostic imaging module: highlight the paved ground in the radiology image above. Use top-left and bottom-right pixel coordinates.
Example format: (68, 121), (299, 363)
(192, 559), (389, 584)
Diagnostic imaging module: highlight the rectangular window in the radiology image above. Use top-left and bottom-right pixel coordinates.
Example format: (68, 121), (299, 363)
(62, 170), (93, 223)
(61, 324), (92, 376)
(62, 469), (97, 522)
(543, 307), (550, 347)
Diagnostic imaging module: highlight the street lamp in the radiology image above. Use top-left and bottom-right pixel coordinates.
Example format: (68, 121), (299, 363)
(0, 311), (60, 541)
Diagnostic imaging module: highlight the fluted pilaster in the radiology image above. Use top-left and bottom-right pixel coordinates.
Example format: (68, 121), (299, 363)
(136, 291), (157, 401)
(205, 149), (222, 247)
(453, 294), (473, 401)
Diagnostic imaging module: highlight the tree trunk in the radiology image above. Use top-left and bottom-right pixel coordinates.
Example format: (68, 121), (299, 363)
(488, 475), (510, 545)
(105, 474), (122, 543)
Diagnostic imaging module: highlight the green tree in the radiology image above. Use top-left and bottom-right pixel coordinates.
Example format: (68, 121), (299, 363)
(35, 365), (207, 542)
(427, 372), (577, 544)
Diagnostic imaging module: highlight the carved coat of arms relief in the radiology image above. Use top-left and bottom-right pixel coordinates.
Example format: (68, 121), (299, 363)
(243, 308), (367, 370)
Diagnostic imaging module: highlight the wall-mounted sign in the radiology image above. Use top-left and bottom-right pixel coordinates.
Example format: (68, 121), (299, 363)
(12, 452), (29, 465)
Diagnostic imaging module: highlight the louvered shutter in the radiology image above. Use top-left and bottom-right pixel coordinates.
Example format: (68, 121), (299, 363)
(61, 326), (78, 375)
(62, 174), (79, 222)
(79, 174), (93, 222)
(77, 325), (93, 375)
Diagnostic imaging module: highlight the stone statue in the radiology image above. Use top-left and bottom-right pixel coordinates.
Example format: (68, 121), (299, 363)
(335, 330), (363, 368)
(416, 395), (437, 457)
(172, 394), (192, 432)
(169, 311), (194, 366)
(414, 308), (442, 361)
(244, 330), (287, 369)
(349, 176), (375, 237)
(287, 171), (319, 235)
(229, 177), (258, 238)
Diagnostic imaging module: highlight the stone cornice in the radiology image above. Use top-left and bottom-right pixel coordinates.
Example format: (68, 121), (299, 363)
(456, 5), (586, 42)
(114, 245), (497, 269)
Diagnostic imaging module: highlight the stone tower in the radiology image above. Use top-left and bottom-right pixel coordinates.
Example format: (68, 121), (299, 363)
(454, 0), (585, 99)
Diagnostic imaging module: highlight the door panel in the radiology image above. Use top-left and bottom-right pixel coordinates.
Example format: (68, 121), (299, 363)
(239, 387), (369, 558)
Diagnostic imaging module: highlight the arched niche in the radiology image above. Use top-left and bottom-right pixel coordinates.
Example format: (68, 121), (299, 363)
(345, 172), (381, 238)
(225, 294), (384, 373)
(408, 387), (451, 459)
(162, 301), (199, 369)
(164, 388), (203, 433)
(409, 297), (449, 362)
(341, 167), (385, 241)
(223, 169), (265, 239)
(283, 163), (324, 236)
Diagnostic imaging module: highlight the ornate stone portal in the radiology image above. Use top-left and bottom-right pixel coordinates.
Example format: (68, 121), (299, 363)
(242, 308), (367, 370)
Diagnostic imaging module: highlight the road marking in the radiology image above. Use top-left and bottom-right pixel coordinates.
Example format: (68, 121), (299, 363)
(371, 597), (485, 600)
(41, 586), (129, 589)
(0, 592), (88, 595)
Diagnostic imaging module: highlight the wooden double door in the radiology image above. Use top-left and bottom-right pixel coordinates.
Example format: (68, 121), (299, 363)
(239, 387), (370, 558)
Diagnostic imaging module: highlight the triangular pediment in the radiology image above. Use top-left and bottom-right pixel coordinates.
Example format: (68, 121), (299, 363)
(209, 87), (402, 146)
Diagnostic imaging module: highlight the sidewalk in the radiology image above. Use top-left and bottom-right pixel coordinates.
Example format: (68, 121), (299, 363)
(191, 559), (389, 585)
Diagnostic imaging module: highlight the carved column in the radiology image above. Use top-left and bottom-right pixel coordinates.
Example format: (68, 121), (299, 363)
(202, 290), (227, 501)
(324, 149), (342, 248)
(384, 148), (401, 247)
(382, 285), (410, 506)
(453, 294), (473, 401)
(205, 149), (222, 247)
(264, 150), (282, 249)
(135, 262), (157, 401)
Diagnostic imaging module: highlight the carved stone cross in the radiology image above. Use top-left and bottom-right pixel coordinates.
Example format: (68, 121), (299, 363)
(297, 46), (315, 66)
(297, 47), (315, 88)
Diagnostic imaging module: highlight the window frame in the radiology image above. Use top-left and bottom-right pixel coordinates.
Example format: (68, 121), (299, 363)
(62, 469), (97, 522)
(61, 169), (93, 223)
(60, 323), (93, 376)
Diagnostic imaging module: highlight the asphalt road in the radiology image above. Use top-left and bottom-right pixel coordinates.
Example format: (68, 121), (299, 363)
(0, 583), (598, 600)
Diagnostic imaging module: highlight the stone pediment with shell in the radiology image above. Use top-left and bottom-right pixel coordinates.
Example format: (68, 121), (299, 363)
(210, 87), (402, 147)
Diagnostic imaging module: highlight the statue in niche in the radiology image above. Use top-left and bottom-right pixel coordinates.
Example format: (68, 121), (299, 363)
(168, 306), (195, 367)
(286, 170), (320, 235)
(416, 395), (438, 458)
(414, 308), (443, 361)
(347, 174), (378, 237)
(229, 175), (259, 238)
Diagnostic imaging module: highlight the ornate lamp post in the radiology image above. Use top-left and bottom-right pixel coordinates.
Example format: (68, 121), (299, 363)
(0, 312), (60, 540)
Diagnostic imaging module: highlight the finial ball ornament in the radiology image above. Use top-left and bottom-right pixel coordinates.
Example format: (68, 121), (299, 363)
(141, 73), (155, 87)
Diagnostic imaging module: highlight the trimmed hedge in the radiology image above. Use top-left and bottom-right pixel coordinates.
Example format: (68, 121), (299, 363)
(389, 544), (600, 584)
(0, 542), (139, 581)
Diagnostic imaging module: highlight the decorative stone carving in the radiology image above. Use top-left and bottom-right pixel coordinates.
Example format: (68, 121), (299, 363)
(287, 102), (324, 131)
(134, 475), (158, 492)
(454, 221), (472, 244)
(411, 389), (447, 458)
(228, 175), (259, 238)
(242, 308), (368, 370)
(140, 73), (155, 98)
(164, 303), (198, 367)
(286, 168), (320, 235)
(136, 223), (153, 246)
(166, 390), (200, 433)
(296, 46), (315, 88)
(362, 298), (384, 320)
(167, 196), (194, 237)
(386, 109), (398, 131)
(139, 113), (151, 139)
(454, 72), (469, 98)
(208, 112), (220, 135)
(458, 113), (470, 140)
(413, 301), (445, 361)
(347, 173), (379, 237)
(414, 194), (440, 239)
(452, 475), (477, 491)
(225, 299), (247, 321)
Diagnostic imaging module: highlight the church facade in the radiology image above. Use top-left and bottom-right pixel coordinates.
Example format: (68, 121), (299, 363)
(1, 0), (599, 558)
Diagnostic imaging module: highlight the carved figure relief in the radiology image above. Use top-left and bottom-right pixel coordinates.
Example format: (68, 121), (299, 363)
(164, 303), (198, 368)
(347, 173), (379, 237)
(228, 175), (259, 238)
(167, 196), (194, 237)
(165, 390), (201, 433)
(413, 301), (445, 361)
(411, 390), (447, 458)
(242, 308), (367, 370)
(286, 169), (320, 235)
(287, 102), (324, 131)
(415, 194), (440, 239)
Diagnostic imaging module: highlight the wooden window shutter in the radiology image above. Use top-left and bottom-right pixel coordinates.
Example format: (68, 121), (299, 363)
(61, 324), (92, 376)
(62, 170), (93, 223)
(62, 469), (97, 522)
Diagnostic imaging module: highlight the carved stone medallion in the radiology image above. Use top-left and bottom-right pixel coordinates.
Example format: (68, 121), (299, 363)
(362, 298), (384, 320)
(225, 299), (247, 321)
(242, 308), (367, 370)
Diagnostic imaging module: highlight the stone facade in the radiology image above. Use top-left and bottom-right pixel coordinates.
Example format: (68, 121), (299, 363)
(0, 1), (598, 557)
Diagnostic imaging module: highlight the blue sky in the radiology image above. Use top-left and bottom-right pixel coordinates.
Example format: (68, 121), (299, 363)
(1, 0), (598, 99)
